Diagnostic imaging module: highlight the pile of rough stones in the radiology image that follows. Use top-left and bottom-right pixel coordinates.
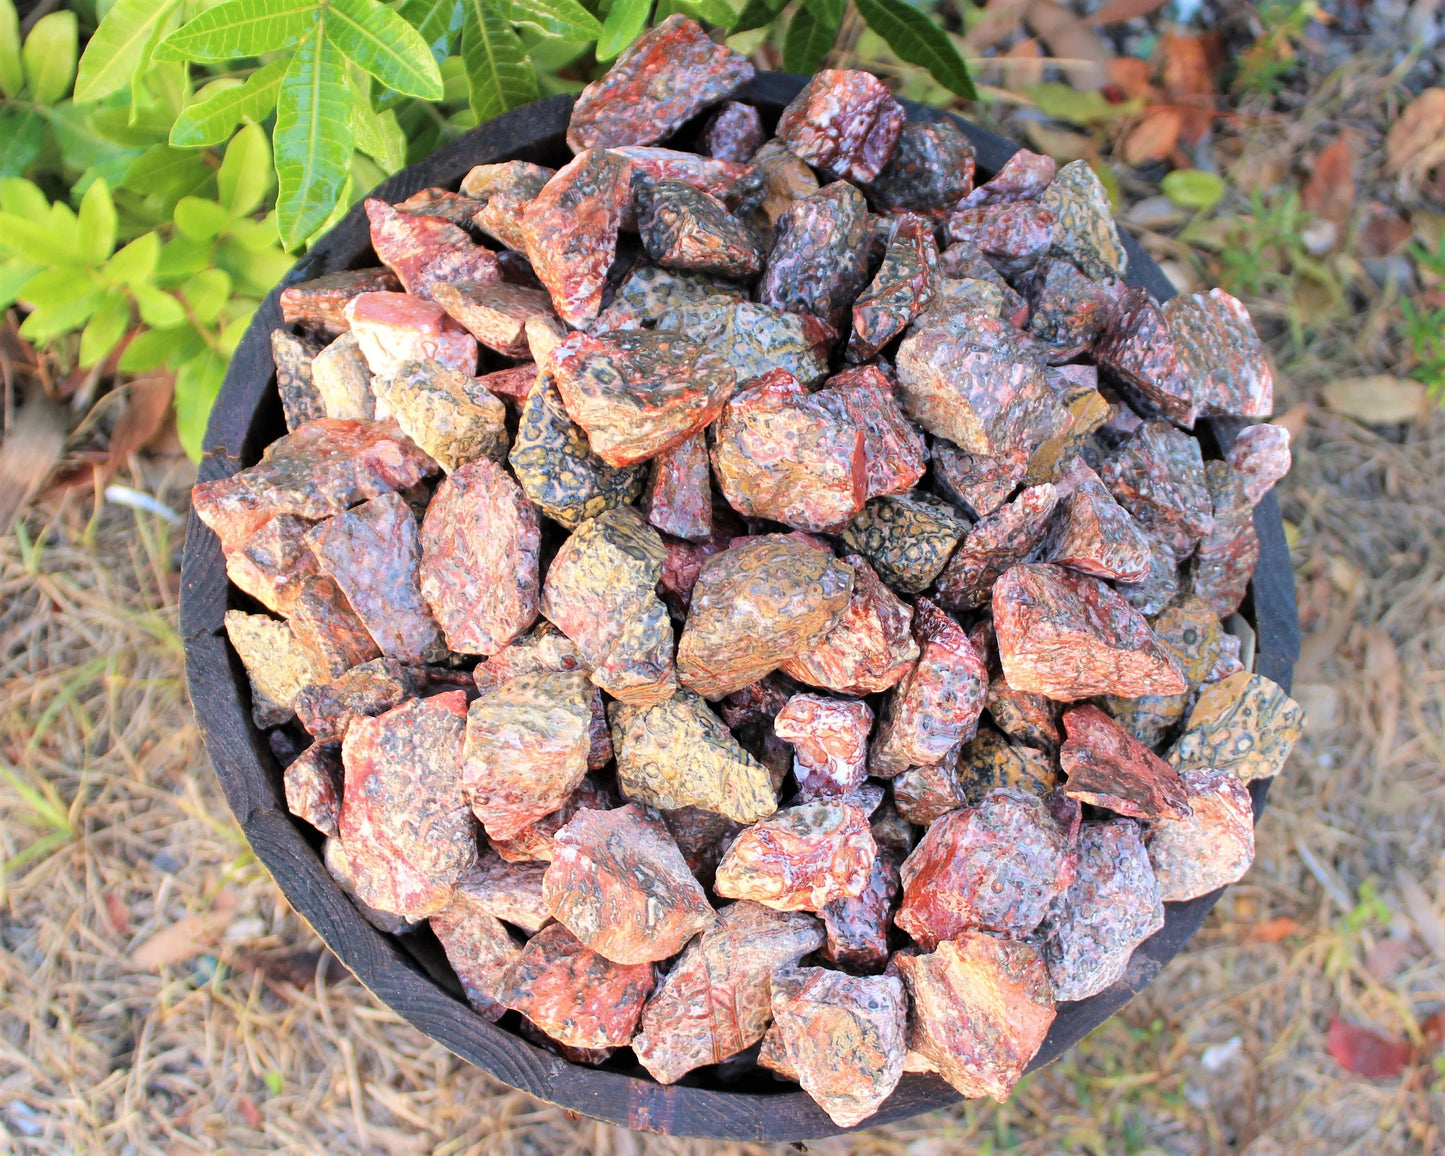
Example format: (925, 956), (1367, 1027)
(193, 15), (1306, 1128)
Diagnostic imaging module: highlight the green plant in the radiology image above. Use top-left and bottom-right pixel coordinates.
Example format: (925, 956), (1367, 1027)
(1401, 239), (1445, 399)
(1233, 0), (1322, 97)
(1, 0), (976, 461)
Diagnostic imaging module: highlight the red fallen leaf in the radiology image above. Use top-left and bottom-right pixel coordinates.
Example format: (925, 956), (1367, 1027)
(1422, 1010), (1445, 1051)
(103, 893), (131, 937)
(105, 373), (176, 478)
(237, 1094), (262, 1129)
(1301, 132), (1356, 228)
(1355, 205), (1412, 259)
(1249, 916), (1302, 942)
(1326, 1016), (1413, 1079)
(1107, 56), (1157, 101)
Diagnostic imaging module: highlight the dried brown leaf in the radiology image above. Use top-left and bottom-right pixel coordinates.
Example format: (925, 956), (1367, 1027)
(129, 892), (236, 970)
(0, 392), (67, 526)
(1386, 88), (1445, 177)
(1395, 866), (1445, 959)
(1249, 916), (1303, 942)
(105, 374), (175, 478)
(1123, 107), (1183, 166)
(1106, 56), (1156, 101)
(1301, 133), (1356, 227)
(1319, 376), (1429, 425)
(1025, 0), (1110, 90)
(1160, 32), (1215, 144)
(966, 0), (1032, 51)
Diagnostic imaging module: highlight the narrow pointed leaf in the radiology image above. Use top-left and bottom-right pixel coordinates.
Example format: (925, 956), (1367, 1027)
(273, 22), (352, 249)
(595, 0), (649, 60)
(22, 11), (77, 105)
(506, 0), (603, 41)
(730, 0), (786, 32)
(781, 0), (838, 75)
(219, 122), (273, 215)
(0, 107), (44, 177)
(459, 0), (537, 123)
(75, 0), (183, 102)
(399, 0), (463, 62)
(326, 0), (443, 99)
(169, 59), (286, 147)
(154, 0), (317, 62)
(77, 178), (117, 264)
(854, 0), (977, 100)
(668, 0), (735, 27)
(0, 0), (21, 99)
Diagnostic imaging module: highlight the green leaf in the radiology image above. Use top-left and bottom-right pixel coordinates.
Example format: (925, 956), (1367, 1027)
(132, 282), (188, 327)
(104, 230), (160, 284)
(0, 176), (47, 218)
(128, 4), (185, 120)
(75, 0), (183, 102)
(595, 0), (648, 60)
(0, 0), (22, 98)
(1162, 168), (1226, 211)
(22, 10), (78, 104)
(18, 290), (103, 343)
(154, 0), (317, 62)
(14, 266), (96, 308)
(169, 58), (285, 147)
(173, 194), (230, 240)
(217, 233), (292, 296)
(400, 0), (463, 62)
(180, 267), (231, 323)
(273, 20), (352, 249)
(118, 326), (180, 371)
(218, 122), (273, 216)
(506, 0), (602, 42)
(782, 0), (839, 75)
(0, 255), (39, 309)
(0, 210), (80, 264)
(349, 72), (406, 172)
(0, 107), (44, 178)
(853, 0), (976, 100)
(76, 178), (117, 264)
(729, 0), (785, 32)
(79, 293), (130, 367)
(175, 346), (226, 460)
(119, 144), (215, 204)
(1024, 81), (1137, 127)
(667, 0), (734, 27)
(459, 0), (537, 123)
(326, 0), (443, 99)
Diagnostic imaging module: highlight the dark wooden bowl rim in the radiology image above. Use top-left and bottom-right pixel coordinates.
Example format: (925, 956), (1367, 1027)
(178, 72), (1301, 1141)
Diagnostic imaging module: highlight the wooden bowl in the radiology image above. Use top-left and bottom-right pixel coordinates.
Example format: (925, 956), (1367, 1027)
(179, 72), (1301, 1141)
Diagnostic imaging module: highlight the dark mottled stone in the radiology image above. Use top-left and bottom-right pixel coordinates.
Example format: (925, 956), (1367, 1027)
(374, 359), (508, 473)
(704, 101), (765, 162)
(840, 492), (968, 594)
(271, 330), (326, 430)
(1098, 420), (1214, 562)
(820, 849), (899, 972)
(1104, 597), (1222, 747)
(543, 803), (715, 964)
(632, 901), (824, 1084)
(776, 69), (905, 183)
(282, 740), (343, 837)
(294, 658), (418, 742)
(1041, 160), (1128, 282)
(656, 295), (832, 386)
(865, 119), (976, 215)
(848, 214), (939, 361)
(815, 365), (927, 500)
(566, 15), (753, 150)
(1188, 459), (1260, 617)
(365, 198), (500, 303)
(1060, 704), (1190, 819)
(1168, 671), (1305, 783)
(1044, 459), (1152, 583)
(508, 374), (647, 529)
(946, 202), (1054, 278)
(636, 178), (761, 278)
(644, 434), (712, 542)
(711, 369), (866, 533)
(933, 483), (1058, 611)
(306, 492), (445, 665)
(1040, 819), (1162, 1002)
(1094, 288), (1195, 426)
(430, 879), (522, 1019)
(338, 691), (476, 918)
(931, 438), (1027, 520)
(954, 727), (1060, 807)
(992, 563), (1186, 701)
(869, 599), (989, 777)
(959, 149), (1056, 208)
(896, 787), (1077, 947)
(759, 181), (872, 330)
(677, 534), (854, 700)
(1164, 288), (1273, 417)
